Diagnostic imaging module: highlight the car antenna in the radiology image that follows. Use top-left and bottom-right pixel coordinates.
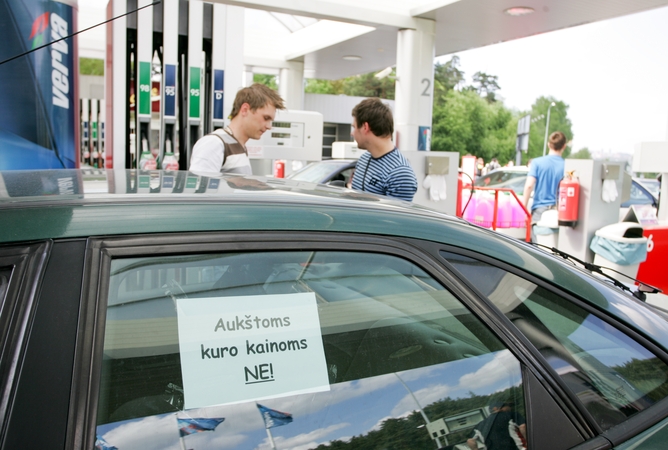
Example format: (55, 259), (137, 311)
(0, 0), (161, 67)
(532, 242), (661, 301)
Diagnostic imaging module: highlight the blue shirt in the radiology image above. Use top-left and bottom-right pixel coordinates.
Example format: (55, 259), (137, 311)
(528, 154), (564, 211)
(351, 148), (418, 201)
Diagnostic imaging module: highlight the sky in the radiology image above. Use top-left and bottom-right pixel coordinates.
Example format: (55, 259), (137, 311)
(439, 5), (668, 156)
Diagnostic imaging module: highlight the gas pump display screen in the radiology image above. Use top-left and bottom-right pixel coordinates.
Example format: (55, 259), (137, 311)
(273, 122), (291, 128)
(272, 133), (291, 139)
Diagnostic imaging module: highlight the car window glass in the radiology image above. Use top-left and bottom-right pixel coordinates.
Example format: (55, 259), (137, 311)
(0, 267), (11, 307)
(442, 251), (668, 431)
(97, 251), (526, 449)
(628, 183), (654, 205)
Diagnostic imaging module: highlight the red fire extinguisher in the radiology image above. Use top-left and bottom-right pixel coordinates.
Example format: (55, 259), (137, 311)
(274, 160), (285, 178)
(558, 170), (580, 227)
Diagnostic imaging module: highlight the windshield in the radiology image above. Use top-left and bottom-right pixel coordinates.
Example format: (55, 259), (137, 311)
(287, 161), (353, 183)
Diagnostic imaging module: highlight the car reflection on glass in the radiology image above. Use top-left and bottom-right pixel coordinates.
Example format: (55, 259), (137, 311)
(286, 159), (357, 187)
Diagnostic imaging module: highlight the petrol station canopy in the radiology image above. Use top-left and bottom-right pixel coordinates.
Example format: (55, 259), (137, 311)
(222, 0), (668, 79)
(80, 0), (668, 80)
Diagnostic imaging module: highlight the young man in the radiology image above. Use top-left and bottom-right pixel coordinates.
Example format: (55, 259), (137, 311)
(467, 401), (527, 450)
(522, 131), (567, 241)
(189, 83), (285, 174)
(350, 98), (417, 201)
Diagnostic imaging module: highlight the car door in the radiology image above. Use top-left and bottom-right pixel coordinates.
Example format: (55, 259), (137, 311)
(48, 232), (592, 450)
(433, 244), (668, 450)
(0, 239), (86, 450)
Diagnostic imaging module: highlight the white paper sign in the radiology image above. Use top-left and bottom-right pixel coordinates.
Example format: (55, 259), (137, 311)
(176, 293), (330, 409)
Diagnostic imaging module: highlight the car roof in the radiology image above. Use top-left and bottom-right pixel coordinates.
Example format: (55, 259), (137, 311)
(3, 169), (666, 342)
(0, 169), (460, 243)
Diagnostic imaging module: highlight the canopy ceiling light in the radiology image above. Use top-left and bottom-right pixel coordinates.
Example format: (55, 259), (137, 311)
(504, 6), (535, 16)
(342, 55), (362, 61)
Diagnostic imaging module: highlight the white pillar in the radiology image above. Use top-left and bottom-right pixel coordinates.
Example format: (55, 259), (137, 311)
(394, 18), (435, 151)
(108, 0), (127, 168)
(218, 5), (245, 127)
(279, 61), (305, 110)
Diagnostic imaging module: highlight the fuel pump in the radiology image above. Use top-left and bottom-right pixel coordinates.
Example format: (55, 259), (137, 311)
(81, 99), (90, 165)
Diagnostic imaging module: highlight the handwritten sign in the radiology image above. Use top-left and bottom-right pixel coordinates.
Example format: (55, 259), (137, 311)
(176, 293), (329, 409)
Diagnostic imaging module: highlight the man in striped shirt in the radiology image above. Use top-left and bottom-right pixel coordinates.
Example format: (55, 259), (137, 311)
(350, 98), (417, 201)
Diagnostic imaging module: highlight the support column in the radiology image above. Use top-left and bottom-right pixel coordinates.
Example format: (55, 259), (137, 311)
(394, 18), (435, 151)
(279, 61), (305, 110)
(217, 5), (245, 127)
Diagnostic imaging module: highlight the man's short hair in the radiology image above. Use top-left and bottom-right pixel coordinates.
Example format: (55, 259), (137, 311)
(352, 98), (394, 138)
(230, 83), (285, 119)
(548, 131), (567, 151)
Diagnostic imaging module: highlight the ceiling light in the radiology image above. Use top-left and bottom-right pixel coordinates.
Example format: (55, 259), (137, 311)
(504, 6), (534, 16)
(342, 55), (361, 61)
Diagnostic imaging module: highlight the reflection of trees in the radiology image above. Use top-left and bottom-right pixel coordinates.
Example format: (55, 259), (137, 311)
(310, 387), (524, 449)
(614, 357), (668, 402)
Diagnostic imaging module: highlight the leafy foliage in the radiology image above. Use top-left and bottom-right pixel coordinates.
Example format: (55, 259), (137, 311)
(471, 72), (501, 103)
(431, 90), (518, 164)
(80, 57), (103, 76)
(569, 147), (592, 159)
(298, 56), (574, 166)
(253, 73), (278, 90)
(526, 96), (573, 161)
(305, 70), (396, 99)
(433, 56), (465, 102)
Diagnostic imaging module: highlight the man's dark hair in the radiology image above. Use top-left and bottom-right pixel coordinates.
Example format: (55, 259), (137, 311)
(230, 83), (285, 119)
(352, 98), (394, 138)
(548, 131), (567, 151)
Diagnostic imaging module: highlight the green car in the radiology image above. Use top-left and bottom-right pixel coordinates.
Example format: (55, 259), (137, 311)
(1, 169), (668, 450)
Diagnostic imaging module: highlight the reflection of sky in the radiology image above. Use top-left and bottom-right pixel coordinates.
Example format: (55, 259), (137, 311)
(96, 350), (521, 449)
(566, 315), (654, 368)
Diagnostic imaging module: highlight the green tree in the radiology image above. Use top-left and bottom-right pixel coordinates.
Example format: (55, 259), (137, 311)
(253, 73), (278, 90)
(433, 56), (465, 103)
(80, 57), (103, 76)
(305, 70), (396, 99)
(526, 96), (573, 162)
(471, 71), (500, 103)
(431, 89), (518, 164)
(304, 78), (345, 95)
(569, 147), (592, 159)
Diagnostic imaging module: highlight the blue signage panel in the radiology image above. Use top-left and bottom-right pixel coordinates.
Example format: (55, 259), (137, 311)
(213, 69), (225, 121)
(164, 64), (177, 118)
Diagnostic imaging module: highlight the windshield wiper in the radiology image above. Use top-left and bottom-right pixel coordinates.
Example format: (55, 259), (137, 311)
(532, 242), (661, 301)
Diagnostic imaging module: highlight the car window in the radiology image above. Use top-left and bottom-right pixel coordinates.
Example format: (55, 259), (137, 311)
(0, 266), (11, 308)
(96, 250), (526, 449)
(288, 162), (352, 183)
(442, 251), (668, 432)
(623, 182), (655, 207)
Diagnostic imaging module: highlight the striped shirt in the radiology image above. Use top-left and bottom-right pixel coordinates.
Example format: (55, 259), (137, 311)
(189, 128), (252, 175)
(351, 148), (417, 201)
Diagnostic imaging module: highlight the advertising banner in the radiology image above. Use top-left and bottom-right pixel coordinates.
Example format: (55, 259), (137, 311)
(0, 0), (78, 169)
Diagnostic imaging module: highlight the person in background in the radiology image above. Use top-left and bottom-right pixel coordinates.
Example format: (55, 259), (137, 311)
(189, 83), (285, 174)
(486, 157), (501, 173)
(467, 401), (527, 450)
(475, 157), (485, 178)
(522, 130), (567, 241)
(350, 98), (417, 201)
